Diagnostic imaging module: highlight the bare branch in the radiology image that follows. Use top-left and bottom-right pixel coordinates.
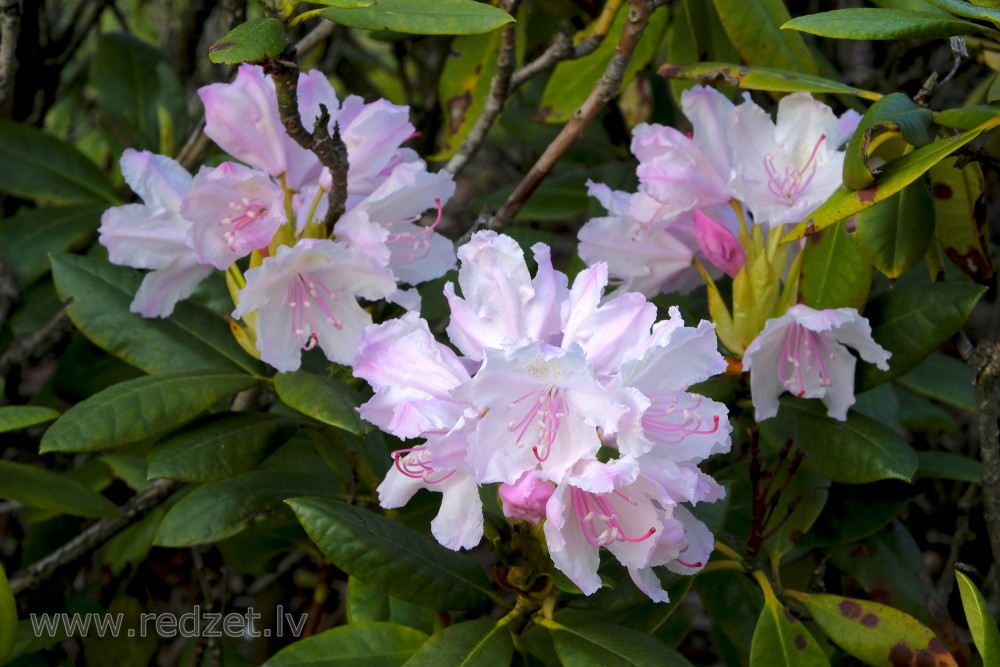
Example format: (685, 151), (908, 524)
(0, 260), (17, 331)
(296, 20), (335, 58)
(0, 307), (72, 378)
(0, 0), (21, 118)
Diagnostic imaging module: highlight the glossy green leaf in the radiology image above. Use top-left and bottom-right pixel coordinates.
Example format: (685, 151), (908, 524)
(926, 0), (1000, 25)
(712, 0), (819, 74)
(208, 18), (286, 65)
(896, 353), (975, 413)
(935, 105), (1000, 130)
(286, 496), (493, 610)
(695, 569), (764, 666)
(658, 62), (881, 100)
(0, 205), (103, 286)
(843, 93), (934, 190)
(148, 413), (296, 482)
(539, 7), (668, 124)
(916, 451), (981, 483)
(40, 371), (260, 453)
(0, 459), (119, 518)
(273, 371), (365, 435)
(930, 161), (993, 281)
(763, 470), (830, 563)
(432, 31), (499, 159)
(261, 621), (428, 667)
(51, 254), (261, 375)
(800, 219), (872, 310)
(798, 481), (916, 548)
(314, 0), (514, 35)
(0, 405), (60, 433)
(0, 121), (118, 205)
(856, 181), (935, 279)
(955, 571), (1000, 666)
(750, 579), (829, 667)
(346, 577), (440, 635)
(788, 591), (958, 667)
(154, 471), (335, 547)
(759, 397), (918, 484)
(0, 564), (16, 665)
(783, 113), (1000, 242)
(547, 619), (693, 667)
(860, 280), (986, 388)
(402, 620), (512, 667)
(782, 9), (998, 40)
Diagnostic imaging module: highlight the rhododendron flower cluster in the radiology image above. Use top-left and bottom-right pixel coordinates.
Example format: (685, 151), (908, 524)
(354, 231), (732, 602)
(99, 64), (456, 371)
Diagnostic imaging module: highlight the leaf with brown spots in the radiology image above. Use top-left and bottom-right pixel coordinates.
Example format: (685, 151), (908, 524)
(843, 93), (933, 190)
(930, 160), (994, 282)
(787, 591), (958, 667)
(749, 572), (829, 666)
(431, 32), (500, 160)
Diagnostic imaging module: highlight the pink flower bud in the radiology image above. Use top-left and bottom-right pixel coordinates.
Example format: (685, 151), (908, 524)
(498, 472), (554, 524)
(694, 208), (745, 278)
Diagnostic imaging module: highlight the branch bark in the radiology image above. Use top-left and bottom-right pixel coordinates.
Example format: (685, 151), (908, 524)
(0, 0), (21, 118)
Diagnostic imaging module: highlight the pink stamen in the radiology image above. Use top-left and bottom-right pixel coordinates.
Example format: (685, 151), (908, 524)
(391, 447), (456, 485)
(507, 388), (564, 463)
(778, 323), (832, 396)
(674, 557), (703, 568)
(571, 488), (657, 548)
(221, 197), (269, 248)
(763, 133), (827, 201)
(285, 272), (344, 352)
(385, 198), (444, 264)
(641, 394), (720, 445)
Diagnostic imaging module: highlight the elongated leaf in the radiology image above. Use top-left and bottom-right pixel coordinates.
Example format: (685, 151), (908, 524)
(935, 105), (1000, 130)
(800, 219), (871, 311)
(788, 592), (958, 667)
(856, 181), (935, 279)
(547, 619), (693, 667)
(0, 460), (119, 518)
(843, 93), (934, 190)
(927, 0), (1000, 25)
(91, 33), (169, 150)
(955, 571), (1000, 666)
(759, 397), (917, 484)
(274, 371), (365, 435)
(314, 0), (513, 35)
(916, 451), (981, 483)
(860, 280), (986, 388)
(148, 413), (297, 482)
(0, 121), (118, 205)
(262, 621), (428, 667)
(433, 31), (500, 160)
(783, 113), (1000, 242)
(783, 9), (997, 40)
(346, 577), (440, 634)
(712, 0), (819, 74)
(896, 353), (975, 413)
(154, 471), (336, 547)
(930, 161), (993, 281)
(402, 620), (512, 667)
(209, 18), (286, 64)
(286, 496), (493, 610)
(799, 481), (916, 548)
(763, 470), (830, 563)
(0, 564), (16, 665)
(658, 62), (881, 100)
(0, 405), (60, 433)
(750, 579), (829, 667)
(51, 254), (261, 375)
(0, 205), (103, 286)
(41, 371), (260, 453)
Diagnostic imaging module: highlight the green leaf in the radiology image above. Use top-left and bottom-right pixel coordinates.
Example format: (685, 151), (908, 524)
(51, 254), (261, 375)
(0, 460), (120, 518)
(402, 620), (513, 667)
(261, 621), (428, 667)
(798, 481), (916, 548)
(787, 591), (957, 667)
(695, 569), (764, 665)
(209, 18), (286, 65)
(712, 0), (819, 74)
(800, 219), (872, 310)
(916, 451), (981, 483)
(658, 62), (881, 100)
(154, 471), (335, 547)
(782, 113), (1000, 242)
(314, 0), (514, 35)
(346, 577), (440, 635)
(148, 413), (297, 482)
(0, 563), (17, 665)
(856, 181), (935, 279)
(759, 397), (918, 484)
(762, 470), (830, 564)
(286, 496), (493, 610)
(750, 584), (830, 667)
(547, 619), (694, 667)
(0, 405), (60, 433)
(935, 105), (1000, 130)
(0, 205), (103, 286)
(0, 121), (118, 205)
(926, 0), (1000, 25)
(956, 571), (1000, 666)
(860, 280), (986, 388)
(40, 371), (261, 453)
(929, 161), (993, 281)
(782, 9), (998, 40)
(896, 353), (975, 413)
(274, 371), (365, 435)
(843, 93), (934, 190)
(539, 7), (668, 124)
(432, 31), (500, 159)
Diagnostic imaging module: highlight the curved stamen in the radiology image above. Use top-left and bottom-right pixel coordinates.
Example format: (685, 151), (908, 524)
(385, 198), (444, 264)
(763, 134), (827, 201)
(572, 488), (657, 548)
(221, 197), (269, 248)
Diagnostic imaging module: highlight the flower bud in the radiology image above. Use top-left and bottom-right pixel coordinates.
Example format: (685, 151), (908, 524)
(498, 472), (555, 524)
(694, 208), (745, 278)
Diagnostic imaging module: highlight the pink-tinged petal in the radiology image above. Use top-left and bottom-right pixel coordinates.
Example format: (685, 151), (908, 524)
(253, 300), (302, 372)
(296, 69), (340, 135)
(629, 566), (672, 603)
(385, 286), (422, 312)
(499, 471), (555, 524)
(432, 474), (484, 550)
(361, 162), (456, 223)
(681, 85), (736, 179)
(563, 458), (639, 494)
(335, 97), (417, 197)
(774, 93), (841, 166)
(377, 464), (425, 509)
(743, 317), (793, 421)
(130, 258), (213, 318)
(662, 506), (713, 575)
(544, 483), (603, 595)
(391, 229), (456, 285)
(694, 208), (745, 277)
(625, 311), (728, 393)
(633, 124), (731, 214)
(523, 242), (569, 341)
(819, 344), (858, 421)
(585, 179), (630, 216)
(837, 109), (863, 146)
(564, 290), (657, 380)
(120, 149), (192, 210)
(99, 204), (192, 270)
(333, 208), (392, 269)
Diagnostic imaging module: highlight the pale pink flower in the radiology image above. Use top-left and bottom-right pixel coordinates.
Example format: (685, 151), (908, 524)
(98, 149), (213, 317)
(498, 471), (555, 524)
(634, 123), (731, 217)
(743, 304), (891, 421)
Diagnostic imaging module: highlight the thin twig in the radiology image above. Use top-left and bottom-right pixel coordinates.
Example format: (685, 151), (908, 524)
(9, 480), (179, 595)
(0, 307), (72, 378)
(296, 20), (335, 57)
(490, 0), (662, 228)
(0, 260), (17, 331)
(445, 0), (521, 175)
(177, 118), (213, 172)
(0, 0), (21, 118)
